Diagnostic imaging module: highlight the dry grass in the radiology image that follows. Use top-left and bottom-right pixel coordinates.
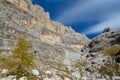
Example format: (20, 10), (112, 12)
(102, 45), (120, 57)
(99, 63), (120, 80)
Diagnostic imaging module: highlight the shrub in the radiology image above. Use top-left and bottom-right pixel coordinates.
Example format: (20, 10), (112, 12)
(65, 67), (70, 74)
(102, 45), (120, 57)
(99, 63), (120, 80)
(0, 38), (35, 79)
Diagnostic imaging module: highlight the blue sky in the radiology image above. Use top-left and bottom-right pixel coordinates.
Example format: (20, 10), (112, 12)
(32, 0), (120, 39)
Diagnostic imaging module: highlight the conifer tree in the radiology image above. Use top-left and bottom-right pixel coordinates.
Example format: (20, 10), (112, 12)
(3, 37), (34, 77)
(11, 37), (33, 75)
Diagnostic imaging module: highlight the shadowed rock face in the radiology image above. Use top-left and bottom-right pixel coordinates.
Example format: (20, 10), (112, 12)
(88, 30), (120, 52)
(115, 51), (120, 63)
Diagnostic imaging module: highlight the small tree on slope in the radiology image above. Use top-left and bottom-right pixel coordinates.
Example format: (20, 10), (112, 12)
(0, 38), (34, 79)
(11, 37), (33, 75)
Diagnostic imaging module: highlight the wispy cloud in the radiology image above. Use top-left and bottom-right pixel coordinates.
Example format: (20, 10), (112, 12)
(55, 0), (120, 34)
(45, 0), (61, 3)
(82, 14), (120, 34)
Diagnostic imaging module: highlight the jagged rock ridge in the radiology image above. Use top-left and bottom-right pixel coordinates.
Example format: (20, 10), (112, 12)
(0, 0), (89, 64)
(89, 30), (120, 52)
(0, 0), (89, 45)
(0, 0), (90, 79)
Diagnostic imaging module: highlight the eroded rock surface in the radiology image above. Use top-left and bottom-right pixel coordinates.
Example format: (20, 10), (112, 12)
(0, 0), (120, 80)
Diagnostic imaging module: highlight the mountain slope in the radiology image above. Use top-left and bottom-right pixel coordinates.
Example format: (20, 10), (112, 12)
(0, 0), (120, 80)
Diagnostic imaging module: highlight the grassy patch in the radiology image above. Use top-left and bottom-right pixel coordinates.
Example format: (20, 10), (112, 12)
(98, 63), (120, 80)
(0, 38), (36, 79)
(65, 67), (70, 74)
(102, 45), (120, 57)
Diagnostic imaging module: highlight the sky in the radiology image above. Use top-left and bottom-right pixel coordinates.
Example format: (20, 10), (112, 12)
(32, 0), (120, 39)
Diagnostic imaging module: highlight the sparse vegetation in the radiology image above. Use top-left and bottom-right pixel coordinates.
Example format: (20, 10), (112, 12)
(47, 74), (52, 78)
(98, 63), (120, 80)
(74, 60), (88, 68)
(65, 67), (70, 74)
(0, 38), (36, 79)
(79, 69), (84, 80)
(102, 45), (120, 57)
(57, 73), (72, 80)
(100, 45), (120, 79)
(70, 61), (87, 80)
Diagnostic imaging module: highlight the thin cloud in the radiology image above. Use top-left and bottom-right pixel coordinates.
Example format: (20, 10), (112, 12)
(82, 15), (120, 34)
(46, 0), (61, 3)
(56, 0), (120, 24)
(55, 0), (120, 35)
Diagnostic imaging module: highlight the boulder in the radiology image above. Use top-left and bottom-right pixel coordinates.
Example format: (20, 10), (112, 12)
(31, 69), (39, 76)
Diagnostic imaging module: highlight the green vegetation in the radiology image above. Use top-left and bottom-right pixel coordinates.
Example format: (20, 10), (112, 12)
(79, 69), (84, 80)
(98, 45), (120, 79)
(65, 67), (70, 74)
(0, 38), (37, 79)
(102, 45), (120, 57)
(11, 37), (33, 71)
(74, 60), (87, 68)
(47, 74), (52, 78)
(71, 61), (87, 80)
(57, 73), (72, 80)
(99, 63), (120, 80)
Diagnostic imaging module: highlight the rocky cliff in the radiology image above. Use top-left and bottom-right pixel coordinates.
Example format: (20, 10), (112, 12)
(0, 0), (89, 46)
(89, 30), (120, 52)
(0, 0), (90, 79)
(0, 0), (89, 62)
(0, 0), (120, 80)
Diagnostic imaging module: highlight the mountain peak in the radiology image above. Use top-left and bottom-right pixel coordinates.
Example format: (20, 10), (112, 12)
(0, 0), (89, 45)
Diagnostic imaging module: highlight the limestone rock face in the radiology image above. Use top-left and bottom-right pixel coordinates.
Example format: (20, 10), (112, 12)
(0, 0), (89, 46)
(0, 0), (90, 78)
(0, 0), (90, 66)
(88, 30), (120, 52)
(3, 0), (120, 80)
(40, 35), (62, 44)
(6, 0), (32, 12)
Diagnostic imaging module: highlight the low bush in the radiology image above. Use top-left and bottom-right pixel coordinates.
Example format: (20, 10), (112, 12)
(102, 45), (120, 57)
(99, 63), (120, 80)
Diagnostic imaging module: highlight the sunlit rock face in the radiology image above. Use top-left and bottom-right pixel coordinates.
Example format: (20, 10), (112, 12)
(6, 0), (31, 12)
(0, 0), (89, 65)
(0, 0), (89, 46)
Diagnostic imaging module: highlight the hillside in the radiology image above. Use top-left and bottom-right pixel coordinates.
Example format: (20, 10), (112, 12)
(0, 0), (120, 80)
